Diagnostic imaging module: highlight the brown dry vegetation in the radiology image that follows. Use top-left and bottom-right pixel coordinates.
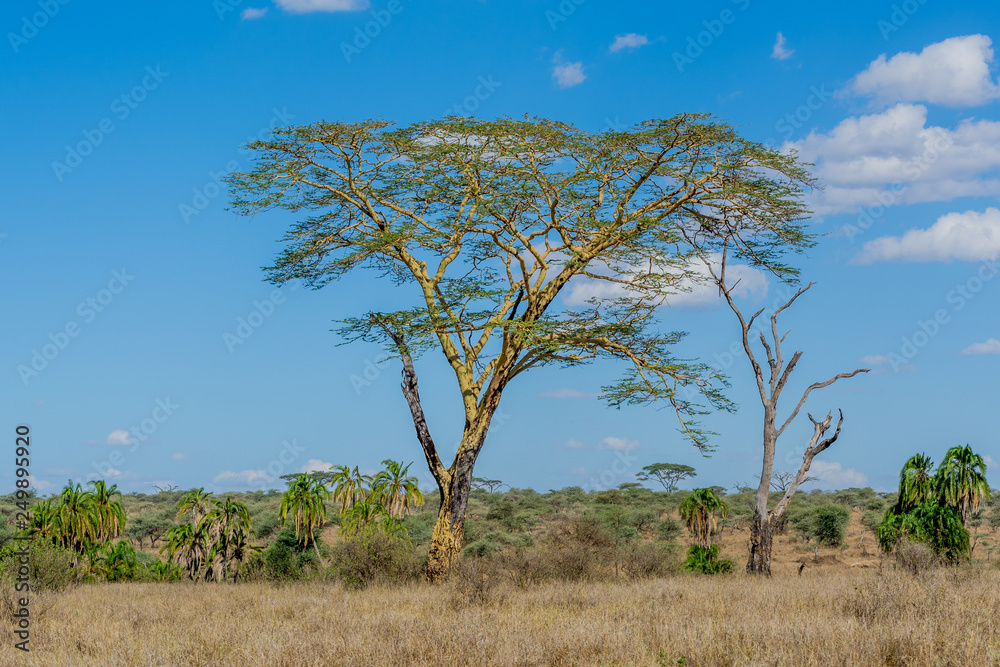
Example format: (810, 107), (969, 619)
(3, 566), (1000, 666)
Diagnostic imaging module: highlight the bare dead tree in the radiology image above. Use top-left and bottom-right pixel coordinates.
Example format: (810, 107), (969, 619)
(153, 484), (178, 494)
(758, 470), (818, 493)
(705, 243), (869, 575)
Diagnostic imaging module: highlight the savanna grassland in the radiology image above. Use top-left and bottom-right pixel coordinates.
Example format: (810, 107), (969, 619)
(2, 484), (1000, 665)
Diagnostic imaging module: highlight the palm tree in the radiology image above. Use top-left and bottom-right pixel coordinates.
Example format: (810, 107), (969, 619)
(56, 482), (97, 552)
(87, 480), (127, 542)
(280, 473), (330, 566)
(199, 496), (254, 582)
(161, 524), (210, 581)
(679, 488), (728, 549)
(372, 460), (425, 517)
(328, 465), (372, 514)
(96, 541), (138, 582)
(936, 445), (991, 526)
(340, 498), (392, 537)
(29, 499), (59, 542)
(897, 453), (935, 512)
(177, 488), (214, 525)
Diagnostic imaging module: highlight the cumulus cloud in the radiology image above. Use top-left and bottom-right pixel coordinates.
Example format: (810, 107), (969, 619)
(771, 32), (794, 60)
(552, 52), (586, 89)
(598, 436), (639, 451)
(241, 7), (268, 19)
(850, 35), (1000, 107)
(610, 33), (649, 52)
(106, 429), (134, 446)
(985, 454), (998, 470)
(562, 252), (769, 308)
(26, 475), (53, 492)
(861, 354), (890, 365)
(171, 452), (189, 461)
(213, 469), (273, 487)
(564, 439), (588, 450)
(788, 104), (1000, 214)
(961, 337), (1000, 355)
(539, 388), (599, 399)
(810, 460), (868, 488)
(853, 207), (1000, 264)
(298, 459), (334, 473)
(274, 0), (369, 12)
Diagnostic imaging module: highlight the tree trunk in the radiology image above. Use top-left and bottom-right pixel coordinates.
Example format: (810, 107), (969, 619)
(746, 508), (774, 575)
(426, 448), (476, 582)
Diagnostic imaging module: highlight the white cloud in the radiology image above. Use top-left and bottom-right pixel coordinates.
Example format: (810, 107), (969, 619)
(789, 104), (1000, 214)
(853, 207), (1000, 264)
(985, 454), (998, 470)
(598, 436), (639, 451)
(564, 439), (588, 450)
(241, 7), (268, 19)
(568, 466), (587, 476)
(539, 388), (599, 399)
(552, 52), (586, 89)
(106, 429), (134, 446)
(610, 33), (649, 53)
(274, 0), (369, 12)
(961, 337), (1000, 355)
(861, 354), (890, 365)
(298, 459), (334, 473)
(105, 468), (121, 478)
(851, 35), (1000, 107)
(26, 475), (53, 492)
(810, 460), (868, 488)
(562, 252), (769, 308)
(771, 32), (794, 60)
(171, 452), (189, 461)
(213, 469), (273, 487)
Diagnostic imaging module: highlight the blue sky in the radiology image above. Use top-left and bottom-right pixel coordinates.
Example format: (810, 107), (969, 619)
(2, 0), (999, 496)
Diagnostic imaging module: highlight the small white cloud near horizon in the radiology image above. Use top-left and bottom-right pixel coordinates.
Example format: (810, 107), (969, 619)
(213, 469), (273, 487)
(961, 338), (1000, 355)
(568, 466), (587, 476)
(274, 0), (369, 13)
(598, 436), (639, 451)
(106, 429), (134, 446)
(171, 452), (189, 461)
(853, 207), (1000, 264)
(771, 32), (794, 60)
(810, 460), (868, 488)
(564, 439), (588, 450)
(850, 35), (1000, 107)
(27, 475), (53, 492)
(610, 33), (649, 53)
(985, 454), (998, 470)
(241, 7), (268, 19)
(861, 354), (890, 365)
(539, 388), (600, 399)
(552, 52), (586, 89)
(299, 459), (334, 473)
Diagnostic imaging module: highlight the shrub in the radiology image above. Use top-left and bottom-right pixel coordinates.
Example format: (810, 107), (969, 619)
(450, 556), (507, 607)
(620, 542), (678, 579)
(0, 538), (75, 591)
(655, 518), (682, 541)
(812, 505), (851, 546)
(330, 532), (419, 589)
(681, 545), (732, 575)
(895, 540), (936, 575)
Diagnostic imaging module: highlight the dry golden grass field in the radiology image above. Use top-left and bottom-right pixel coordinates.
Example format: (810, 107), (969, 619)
(2, 567), (1000, 666)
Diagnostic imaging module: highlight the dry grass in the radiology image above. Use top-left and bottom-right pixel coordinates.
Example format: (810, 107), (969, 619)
(3, 566), (1000, 666)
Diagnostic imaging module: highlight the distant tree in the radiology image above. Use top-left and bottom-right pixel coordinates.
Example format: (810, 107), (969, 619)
(372, 460), (425, 517)
(762, 470), (817, 493)
(199, 496), (255, 582)
(811, 505), (850, 546)
(87, 480), (126, 543)
(329, 466), (372, 514)
(176, 488), (214, 527)
(472, 478), (507, 493)
(679, 488), (728, 549)
(636, 463), (696, 493)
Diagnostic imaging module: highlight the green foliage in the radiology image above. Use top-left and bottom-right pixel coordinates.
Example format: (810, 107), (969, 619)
(637, 463), (696, 492)
(0, 537), (75, 591)
(655, 518), (682, 541)
(812, 505), (851, 546)
(329, 531), (419, 589)
(878, 503), (969, 562)
(681, 544), (732, 574)
(678, 488), (728, 548)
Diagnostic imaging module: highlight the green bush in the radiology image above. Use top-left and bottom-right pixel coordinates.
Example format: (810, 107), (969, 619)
(330, 532), (420, 589)
(812, 505), (851, 546)
(655, 518), (682, 541)
(681, 545), (732, 574)
(0, 538), (75, 591)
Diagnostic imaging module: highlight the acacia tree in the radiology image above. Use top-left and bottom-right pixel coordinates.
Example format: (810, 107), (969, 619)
(636, 462), (696, 492)
(227, 115), (816, 580)
(694, 242), (869, 575)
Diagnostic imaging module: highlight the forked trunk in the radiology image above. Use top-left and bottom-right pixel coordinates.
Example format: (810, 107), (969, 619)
(746, 508), (774, 575)
(426, 449), (476, 582)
